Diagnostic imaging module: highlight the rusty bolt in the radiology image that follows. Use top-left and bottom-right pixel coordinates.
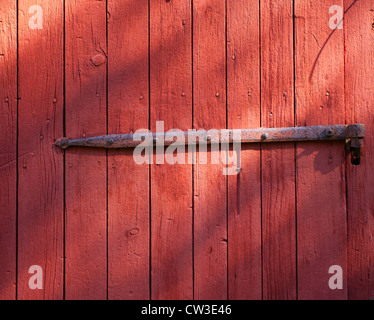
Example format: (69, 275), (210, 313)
(326, 128), (334, 137)
(261, 133), (269, 141)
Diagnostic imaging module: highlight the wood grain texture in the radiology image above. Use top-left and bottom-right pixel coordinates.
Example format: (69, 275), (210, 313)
(107, 0), (149, 300)
(0, 0), (17, 300)
(0, 0), (373, 301)
(193, 0), (227, 300)
(17, 0), (64, 299)
(227, 0), (262, 300)
(65, 0), (107, 300)
(345, 0), (374, 300)
(295, 0), (347, 300)
(150, 0), (193, 300)
(261, 0), (296, 300)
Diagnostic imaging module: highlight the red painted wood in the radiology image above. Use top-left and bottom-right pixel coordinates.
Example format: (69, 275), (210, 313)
(150, 0), (193, 300)
(193, 0), (227, 300)
(227, 0), (262, 300)
(295, 0), (347, 300)
(17, 0), (64, 299)
(0, 1), (17, 300)
(107, 0), (149, 300)
(261, 0), (296, 300)
(65, 0), (107, 300)
(1, 0), (373, 301)
(345, 0), (374, 300)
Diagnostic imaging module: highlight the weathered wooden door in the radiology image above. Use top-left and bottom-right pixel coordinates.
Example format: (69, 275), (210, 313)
(0, 0), (373, 300)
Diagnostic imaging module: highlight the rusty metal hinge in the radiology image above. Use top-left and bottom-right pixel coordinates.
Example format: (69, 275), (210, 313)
(55, 124), (365, 165)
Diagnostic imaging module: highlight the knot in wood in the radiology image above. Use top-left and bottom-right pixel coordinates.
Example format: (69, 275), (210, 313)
(91, 53), (106, 66)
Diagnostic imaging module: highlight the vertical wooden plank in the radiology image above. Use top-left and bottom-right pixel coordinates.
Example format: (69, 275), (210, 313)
(65, 0), (107, 300)
(150, 0), (193, 300)
(261, 0), (296, 300)
(0, 0), (17, 300)
(295, 0), (347, 299)
(345, 0), (374, 300)
(193, 0), (227, 300)
(227, 0), (262, 300)
(107, 0), (149, 300)
(17, 0), (64, 299)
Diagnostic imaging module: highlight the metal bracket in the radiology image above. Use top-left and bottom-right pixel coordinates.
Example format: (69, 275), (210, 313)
(348, 137), (364, 166)
(55, 124), (365, 165)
